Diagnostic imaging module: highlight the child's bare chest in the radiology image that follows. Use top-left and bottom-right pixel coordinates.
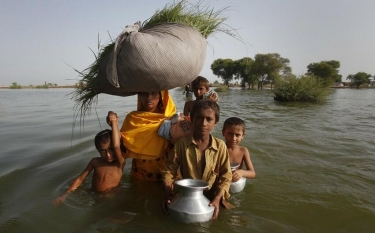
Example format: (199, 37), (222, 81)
(228, 147), (244, 164)
(92, 163), (122, 188)
(94, 164), (121, 179)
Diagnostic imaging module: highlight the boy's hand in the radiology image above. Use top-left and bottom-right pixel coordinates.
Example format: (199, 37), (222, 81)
(232, 170), (243, 182)
(209, 198), (221, 219)
(53, 193), (68, 206)
(106, 111), (118, 127)
(207, 92), (218, 102)
(162, 184), (174, 214)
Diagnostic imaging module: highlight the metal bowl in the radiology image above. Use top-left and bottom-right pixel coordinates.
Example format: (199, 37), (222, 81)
(168, 179), (214, 223)
(230, 177), (246, 193)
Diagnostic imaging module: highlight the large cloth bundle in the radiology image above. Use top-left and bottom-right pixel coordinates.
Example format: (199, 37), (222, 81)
(97, 22), (207, 96)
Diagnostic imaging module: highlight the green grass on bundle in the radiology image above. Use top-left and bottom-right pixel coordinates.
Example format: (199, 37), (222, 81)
(72, 0), (235, 119)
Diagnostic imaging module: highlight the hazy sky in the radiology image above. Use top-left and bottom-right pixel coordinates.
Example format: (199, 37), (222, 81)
(1, 0), (374, 86)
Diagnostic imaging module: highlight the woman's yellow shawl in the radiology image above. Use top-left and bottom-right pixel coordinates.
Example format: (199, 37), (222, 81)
(120, 90), (176, 160)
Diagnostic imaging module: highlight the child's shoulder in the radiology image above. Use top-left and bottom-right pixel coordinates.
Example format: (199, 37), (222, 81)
(184, 99), (194, 104)
(184, 100), (195, 106)
(90, 157), (102, 164)
(90, 157), (113, 166)
(239, 145), (250, 154)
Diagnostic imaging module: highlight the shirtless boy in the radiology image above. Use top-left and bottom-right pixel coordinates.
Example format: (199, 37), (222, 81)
(163, 99), (232, 219)
(183, 76), (218, 116)
(54, 111), (124, 203)
(222, 117), (256, 181)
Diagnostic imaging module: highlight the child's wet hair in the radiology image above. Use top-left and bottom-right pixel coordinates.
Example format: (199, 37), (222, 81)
(192, 76), (209, 90)
(222, 117), (246, 134)
(94, 129), (112, 149)
(190, 99), (220, 123)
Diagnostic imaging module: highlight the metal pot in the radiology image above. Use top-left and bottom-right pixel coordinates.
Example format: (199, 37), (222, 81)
(230, 162), (246, 193)
(230, 177), (246, 193)
(168, 179), (214, 223)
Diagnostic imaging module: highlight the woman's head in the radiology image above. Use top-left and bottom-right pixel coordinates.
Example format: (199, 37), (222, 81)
(138, 92), (163, 113)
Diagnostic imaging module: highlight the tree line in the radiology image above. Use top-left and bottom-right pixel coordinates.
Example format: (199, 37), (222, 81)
(210, 53), (373, 89)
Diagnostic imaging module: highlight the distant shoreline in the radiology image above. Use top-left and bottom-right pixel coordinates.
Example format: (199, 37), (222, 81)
(0, 85), (76, 89)
(1, 85), (373, 90)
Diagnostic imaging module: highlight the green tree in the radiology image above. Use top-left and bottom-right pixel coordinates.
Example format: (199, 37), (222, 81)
(233, 57), (258, 89)
(251, 53), (291, 89)
(306, 60), (342, 87)
(9, 82), (22, 89)
(211, 58), (235, 86)
(346, 72), (372, 88)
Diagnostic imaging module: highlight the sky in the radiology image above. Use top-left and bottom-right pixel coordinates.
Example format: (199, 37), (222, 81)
(0, 0), (374, 86)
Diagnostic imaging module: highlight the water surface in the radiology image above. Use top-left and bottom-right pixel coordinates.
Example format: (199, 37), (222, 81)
(0, 88), (374, 233)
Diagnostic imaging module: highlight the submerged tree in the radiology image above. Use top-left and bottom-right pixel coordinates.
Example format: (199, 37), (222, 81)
(346, 72), (372, 88)
(251, 53), (291, 89)
(306, 60), (342, 87)
(273, 75), (329, 103)
(211, 58), (235, 86)
(9, 82), (22, 89)
(233, 57), (257, 89)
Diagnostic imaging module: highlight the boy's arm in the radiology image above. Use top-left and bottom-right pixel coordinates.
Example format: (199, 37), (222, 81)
(107, 111), (125, 168)
(216, 143), (232, 195)
(161, 143), (182, 213)
(183, 101), (192, 116)
(210, 140), (232, 219)
(53, 159), (95, 205)
(239, 147), (256, 179)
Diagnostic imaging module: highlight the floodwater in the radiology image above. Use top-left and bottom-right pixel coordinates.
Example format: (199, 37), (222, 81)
(0, 87), (374, 233)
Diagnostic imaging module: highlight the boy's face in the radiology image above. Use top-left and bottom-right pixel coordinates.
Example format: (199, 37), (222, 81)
(194, 84), (208, 100)
(97, 141), (116, 163)
(192, 108), (216, 137)
(222, 125), (245, 146)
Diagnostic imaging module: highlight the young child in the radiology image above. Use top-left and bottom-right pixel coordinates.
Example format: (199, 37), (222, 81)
(54, 111), (125, 204)
(222, 117), (256, 182)
(157, 112), (192, 144)
(183, 76), (218, 116)
(162, 99), (232, 220)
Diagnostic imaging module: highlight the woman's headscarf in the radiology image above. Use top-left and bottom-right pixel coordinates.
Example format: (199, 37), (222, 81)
(120, 90), (176, 159)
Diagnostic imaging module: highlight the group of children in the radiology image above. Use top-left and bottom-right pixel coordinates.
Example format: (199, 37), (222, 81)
(55, 76), (256, 220)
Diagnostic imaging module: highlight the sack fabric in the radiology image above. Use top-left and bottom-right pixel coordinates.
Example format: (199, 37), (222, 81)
(97, 23), (207, 96)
